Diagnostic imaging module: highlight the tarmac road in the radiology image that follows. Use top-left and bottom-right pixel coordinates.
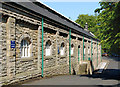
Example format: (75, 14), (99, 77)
(22, 56), (120, 86)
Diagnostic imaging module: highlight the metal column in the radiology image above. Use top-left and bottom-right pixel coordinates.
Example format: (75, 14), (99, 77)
(97, 41), (98, 66)
(91, 39), (93, 60)
(78, 47), (80, 62)
(83, 36), (84, 60)
(41, 18), (44, 77)
(69, 29), (71, 74)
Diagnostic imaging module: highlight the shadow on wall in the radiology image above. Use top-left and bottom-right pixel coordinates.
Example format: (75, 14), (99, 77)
(80, 69), (120, 80)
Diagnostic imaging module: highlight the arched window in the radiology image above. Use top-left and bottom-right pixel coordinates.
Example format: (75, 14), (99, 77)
(84, 46), (86, 55)
(78, 45), (81, 58)
(71, 44), (74, 55)
(45, 40), (51, 56)
(60, 43), (65, 56)
(21, 38), (31, 57)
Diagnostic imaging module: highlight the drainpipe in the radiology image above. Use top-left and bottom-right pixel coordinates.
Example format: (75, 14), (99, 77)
(69, 29), (71, 74)
(91, 39), (93, 60)
(78, 47), (80, 63)
(97, 41), (98, 66)
(41, 18), (44, 77)
(83, 36), (84, 61)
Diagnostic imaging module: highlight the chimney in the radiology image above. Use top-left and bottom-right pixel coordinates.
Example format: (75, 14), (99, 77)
(84, 22), (89, 32)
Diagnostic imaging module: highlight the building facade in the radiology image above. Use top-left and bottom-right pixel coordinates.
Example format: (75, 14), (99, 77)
(0, 0), (102, 85)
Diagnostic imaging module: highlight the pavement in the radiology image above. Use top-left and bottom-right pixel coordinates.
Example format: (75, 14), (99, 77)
(22, 56), (120, 86)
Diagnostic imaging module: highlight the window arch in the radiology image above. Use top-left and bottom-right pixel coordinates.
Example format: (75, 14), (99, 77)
(71, 44), (74, 55)
(45, 40), (52, 56)
(60, 42), (65, 56)
(78, 45), (81, 57)
(84, 46), (86, 55)
(20, 37), (31, 57)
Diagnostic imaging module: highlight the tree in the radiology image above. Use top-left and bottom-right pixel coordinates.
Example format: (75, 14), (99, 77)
(95, 2), (120, 55)
(75, 14), (97, 34)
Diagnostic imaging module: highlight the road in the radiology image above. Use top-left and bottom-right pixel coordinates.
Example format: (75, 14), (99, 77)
(22, 57), (120, 86)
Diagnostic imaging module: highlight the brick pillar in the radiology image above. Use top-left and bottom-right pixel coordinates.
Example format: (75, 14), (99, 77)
(6, 17), (16, 79)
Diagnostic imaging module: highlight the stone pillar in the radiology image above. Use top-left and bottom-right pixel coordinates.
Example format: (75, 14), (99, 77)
(0, 22), (7, 84)
(6, 17), (16, 79)
(38, 25), (41, 71)
(90, 40), (91, 59)
(67, 33), (69, 65)
(76, 37), (78, 63)
(99, 44), (101, 64)
(86, 40), (88, 60)
(55, 29), (59, 66)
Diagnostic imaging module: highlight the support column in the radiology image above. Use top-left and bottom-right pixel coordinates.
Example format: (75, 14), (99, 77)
(41, 18), (44, 77)
(83, 36), (84, 61)
(91, 39), (93, 60)
(86, 40), (88, 60)
(69, 29), (71, 74)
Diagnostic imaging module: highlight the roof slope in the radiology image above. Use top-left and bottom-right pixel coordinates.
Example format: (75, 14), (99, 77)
(3, 0), (100, 41)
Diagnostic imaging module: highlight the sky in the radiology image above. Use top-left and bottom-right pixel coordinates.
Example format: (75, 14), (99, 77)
(41, 2), (101, 21)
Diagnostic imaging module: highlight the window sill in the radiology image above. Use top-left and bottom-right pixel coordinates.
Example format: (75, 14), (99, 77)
(59, 55), (66, 58)
(20, 56), (34, 61)
(44, 55), (53, 59)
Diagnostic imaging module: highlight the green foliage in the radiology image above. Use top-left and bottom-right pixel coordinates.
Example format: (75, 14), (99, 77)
(75, 2), (120, 55)
(95, 2), (120, 55)
(75, 14), (97, 34)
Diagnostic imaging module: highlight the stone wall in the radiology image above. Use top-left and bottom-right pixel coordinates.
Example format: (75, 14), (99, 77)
(15, 20), (38, 75)
(0, 22), (3, 83)
(0, 15), (8, 84)
(0, 8), (102, 85)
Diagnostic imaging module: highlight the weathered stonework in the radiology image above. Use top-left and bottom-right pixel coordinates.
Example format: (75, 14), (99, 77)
(0, 2), (102, 85)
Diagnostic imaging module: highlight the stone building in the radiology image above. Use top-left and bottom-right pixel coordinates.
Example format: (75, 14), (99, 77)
(0, 0), (102, 85)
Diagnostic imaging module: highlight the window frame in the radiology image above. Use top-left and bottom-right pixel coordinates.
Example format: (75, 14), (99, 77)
(71, 44), (74, 56)
(60, 42), (65, 56)
(45, 40), (52, 57)
(20, 38), (31, 58)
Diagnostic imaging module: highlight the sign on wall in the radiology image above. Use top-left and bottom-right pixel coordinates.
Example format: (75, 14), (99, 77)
(11, 41), (15, 48)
